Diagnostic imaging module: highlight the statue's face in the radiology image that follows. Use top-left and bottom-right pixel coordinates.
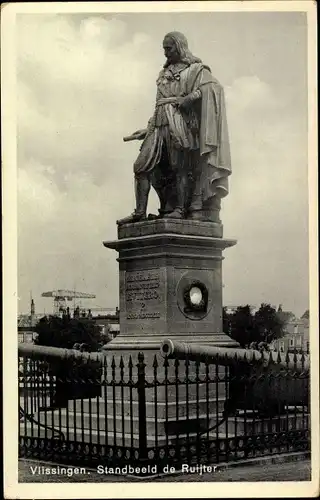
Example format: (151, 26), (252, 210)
(163, 37), (180, 64)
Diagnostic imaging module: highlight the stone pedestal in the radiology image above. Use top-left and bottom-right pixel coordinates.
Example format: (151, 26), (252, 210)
(102, 219), (239, 446)
(103, 219), (238, 349)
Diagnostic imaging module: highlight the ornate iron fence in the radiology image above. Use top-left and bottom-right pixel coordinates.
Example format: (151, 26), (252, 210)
(19, 344), (310, 474)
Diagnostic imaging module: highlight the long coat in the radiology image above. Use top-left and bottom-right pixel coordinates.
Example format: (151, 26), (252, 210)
(134, 62), (232, 205)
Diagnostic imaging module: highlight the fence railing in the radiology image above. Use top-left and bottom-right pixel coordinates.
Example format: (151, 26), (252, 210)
(19, 344), (310, 474)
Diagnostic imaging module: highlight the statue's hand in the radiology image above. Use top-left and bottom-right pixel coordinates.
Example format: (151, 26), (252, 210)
(177, 91), (201, 110)
(176, 95), (192, 110)
(123, 129), (147, 142)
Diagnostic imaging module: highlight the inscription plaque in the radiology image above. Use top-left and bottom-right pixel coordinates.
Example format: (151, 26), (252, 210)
(125, 270), (161, 320)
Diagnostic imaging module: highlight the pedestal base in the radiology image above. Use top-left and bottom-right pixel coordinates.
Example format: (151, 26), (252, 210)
(95, 348), (229, 447)
(102, 219), (238, 444)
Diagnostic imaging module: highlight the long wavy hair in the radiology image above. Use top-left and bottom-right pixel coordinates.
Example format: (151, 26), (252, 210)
(163, 31), (202, 67)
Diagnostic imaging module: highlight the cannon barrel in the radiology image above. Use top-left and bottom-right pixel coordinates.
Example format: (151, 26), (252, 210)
(18, 343), (104, 405)
(18, 343), (105, 363)
(160, 339), (309, 373)
(160, 339), (309, 414)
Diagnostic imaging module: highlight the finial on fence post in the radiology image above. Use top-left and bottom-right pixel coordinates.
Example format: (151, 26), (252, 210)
(137, 352), (147, 460)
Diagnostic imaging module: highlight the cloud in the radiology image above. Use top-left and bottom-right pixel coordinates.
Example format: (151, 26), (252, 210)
(17, 14), (309, 316)
(224, 75), (307, 213)
(221, 75), (308, 314)
(17, 15), (159, 190)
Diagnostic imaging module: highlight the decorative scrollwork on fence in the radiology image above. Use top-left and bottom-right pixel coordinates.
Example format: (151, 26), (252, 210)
(19, 405), (65, 441)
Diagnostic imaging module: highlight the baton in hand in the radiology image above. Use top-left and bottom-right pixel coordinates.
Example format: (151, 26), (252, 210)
(123, 129), (147, 142)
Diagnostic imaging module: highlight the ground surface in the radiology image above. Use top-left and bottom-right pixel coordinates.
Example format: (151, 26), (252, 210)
(19, 458), (311, 483)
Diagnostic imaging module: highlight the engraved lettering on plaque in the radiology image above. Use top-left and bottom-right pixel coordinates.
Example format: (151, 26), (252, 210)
(125, 270), (161, 320)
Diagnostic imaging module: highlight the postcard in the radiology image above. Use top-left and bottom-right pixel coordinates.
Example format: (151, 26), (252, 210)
(2, 1), (319, 498)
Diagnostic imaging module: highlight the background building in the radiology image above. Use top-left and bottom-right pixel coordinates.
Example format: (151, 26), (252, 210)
(272, 310), (309, 353)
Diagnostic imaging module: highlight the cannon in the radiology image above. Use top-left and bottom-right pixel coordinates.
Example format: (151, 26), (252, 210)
(160, 339), (309, 417)
(19, 343), (103, 408)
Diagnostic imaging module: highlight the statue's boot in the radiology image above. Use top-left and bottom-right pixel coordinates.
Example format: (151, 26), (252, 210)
(166, 174), (186, 219)
(117, 176), (150, 225)
(165, 208), (183, 219)
(188, 189), (204, 221)
(189, 206), (220, 222)
(189, 210), (204, 221)
(200, 196), (222, 223)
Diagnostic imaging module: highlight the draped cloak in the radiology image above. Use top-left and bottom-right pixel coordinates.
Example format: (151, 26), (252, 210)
(134, 62), (231, 202)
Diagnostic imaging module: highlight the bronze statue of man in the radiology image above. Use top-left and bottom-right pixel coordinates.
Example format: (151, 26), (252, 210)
(118, 31), (231, 225)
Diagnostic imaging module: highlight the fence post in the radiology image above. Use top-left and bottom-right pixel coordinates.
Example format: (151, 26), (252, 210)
(137, 352), (147, 460)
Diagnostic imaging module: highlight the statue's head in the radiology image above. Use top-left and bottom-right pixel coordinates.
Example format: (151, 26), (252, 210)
(163, 31), (202, 67)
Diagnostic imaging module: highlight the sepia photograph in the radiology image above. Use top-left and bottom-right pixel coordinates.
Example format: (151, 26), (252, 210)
(2, 1), (318, 498)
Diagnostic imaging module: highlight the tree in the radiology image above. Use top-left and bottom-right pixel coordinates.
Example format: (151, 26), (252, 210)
(253, 303), (285, 344)
(224, 303), (286, 348)
(228, 305), (256, 348)
(222, 307), (232, 335)
(34, 315), (103, 351)
(34, 315), (103, 408)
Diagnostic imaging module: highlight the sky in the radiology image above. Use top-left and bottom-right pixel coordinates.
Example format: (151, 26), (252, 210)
(16, 11), (309, 317)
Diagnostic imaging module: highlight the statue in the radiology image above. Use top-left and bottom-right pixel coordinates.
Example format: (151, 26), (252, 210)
(118, 31), (231, 225)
